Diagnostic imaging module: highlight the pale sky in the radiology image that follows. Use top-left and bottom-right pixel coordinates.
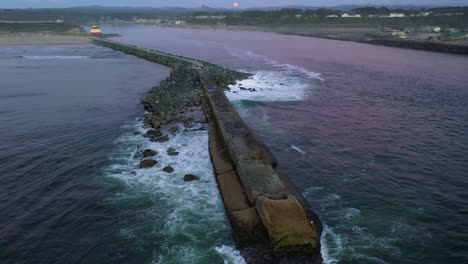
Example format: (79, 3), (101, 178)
(2, 0), (468, 9)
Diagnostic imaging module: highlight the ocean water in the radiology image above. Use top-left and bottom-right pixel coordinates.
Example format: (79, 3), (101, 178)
(0, 45), (244, 263)
(100, 24), (468, 264)
(2, 26), (468, 264)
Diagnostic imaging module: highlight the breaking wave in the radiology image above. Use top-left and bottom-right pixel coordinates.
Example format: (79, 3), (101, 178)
(226, 70), (314, 102)
(303, 187), (410, 264)
(227, 48), (323, 81)
(102, 120), (245, 263)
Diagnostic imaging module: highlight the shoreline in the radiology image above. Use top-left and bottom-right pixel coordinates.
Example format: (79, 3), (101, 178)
(171, 23), (468, 55)
(0, 33), (92, 46)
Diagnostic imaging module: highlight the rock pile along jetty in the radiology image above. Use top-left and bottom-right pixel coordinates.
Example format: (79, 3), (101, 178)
(93, 38), (323, 264)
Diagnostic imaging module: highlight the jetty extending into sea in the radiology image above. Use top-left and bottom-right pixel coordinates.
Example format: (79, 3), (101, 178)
(93, 38), (323, 263)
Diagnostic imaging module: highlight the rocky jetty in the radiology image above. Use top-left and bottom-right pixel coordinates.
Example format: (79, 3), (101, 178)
(93, 38), (249, 126)
(93, 38), (323, 264)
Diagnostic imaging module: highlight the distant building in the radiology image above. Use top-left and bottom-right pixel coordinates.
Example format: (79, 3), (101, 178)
(389, 13), (405, 17)
(383, 27), (406, 38)
(90, 25), (102, 35)
(341, 13), (361, 18)
(417, 12), (432, 17)
(326, 15), (339, 18)
(194, 15), (225, 19)
(405, 26), (442, 34)
(56, 19), (64, 23)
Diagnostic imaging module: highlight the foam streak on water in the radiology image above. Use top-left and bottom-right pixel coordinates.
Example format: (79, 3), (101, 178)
(21, 55), (90, 59)
(102, 121), (245, 264)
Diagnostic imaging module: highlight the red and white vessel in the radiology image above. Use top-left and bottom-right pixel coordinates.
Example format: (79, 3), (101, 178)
(90, 25), (102, 35)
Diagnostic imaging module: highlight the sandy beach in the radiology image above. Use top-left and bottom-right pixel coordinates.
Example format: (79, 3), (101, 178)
(0, 33), (92, 46)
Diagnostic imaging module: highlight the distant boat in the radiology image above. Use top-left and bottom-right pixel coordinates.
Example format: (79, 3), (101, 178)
(90, 25), (102, 35)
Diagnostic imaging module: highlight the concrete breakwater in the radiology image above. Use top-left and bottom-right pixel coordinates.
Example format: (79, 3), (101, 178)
(368, 39), (468, 55)
(93, 38), (323, 263)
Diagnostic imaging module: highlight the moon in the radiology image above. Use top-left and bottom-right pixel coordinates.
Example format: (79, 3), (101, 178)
(233, 2), (239, 7)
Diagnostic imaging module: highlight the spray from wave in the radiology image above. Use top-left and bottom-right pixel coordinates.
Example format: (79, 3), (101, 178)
(102, 120), (246, 264)
(227, 48), (323, 81)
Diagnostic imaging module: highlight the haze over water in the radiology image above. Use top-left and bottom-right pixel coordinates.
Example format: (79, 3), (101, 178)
(0, 25), (467, 264)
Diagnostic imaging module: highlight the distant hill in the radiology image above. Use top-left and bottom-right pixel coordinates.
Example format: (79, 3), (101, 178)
(59, 4), (468, 12)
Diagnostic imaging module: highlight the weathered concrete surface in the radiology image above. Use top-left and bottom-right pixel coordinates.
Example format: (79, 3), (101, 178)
(199, 70), (323, 263)
(256, 195), (319, 255)
(93, 38), (323, 263)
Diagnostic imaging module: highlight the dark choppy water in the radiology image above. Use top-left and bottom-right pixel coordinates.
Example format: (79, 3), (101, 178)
(0, 45), (243, 264)
(1, 25), (468, 264)
(100, 25), (468, 264)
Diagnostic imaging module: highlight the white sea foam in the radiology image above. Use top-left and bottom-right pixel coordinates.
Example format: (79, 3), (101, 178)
(229, 49), (324, 81)
(224, 49), (324, 102)
(22, 55), (90, 59)
(215, 245), (247, 264)
(291, 145), (306, 155)
(321, 225), (343, 264)
(304, 186), (407, 264)
(226, 70), (311, 102)
(103, 120), (243, 263)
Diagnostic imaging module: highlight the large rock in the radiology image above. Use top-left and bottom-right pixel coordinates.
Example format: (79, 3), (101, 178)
(163, 166), (174, 173)
(151, 120), (161, 129)
(183, 174), (199, 181)
(146, 130), (162, 137)
(167, 147), (179, 156)
(144, 114), (154, 127)
(256, 195), (318, 255)
(156, 135), (169, 143)
(139, 159), (158, 168)
(142, 149), (157, 157)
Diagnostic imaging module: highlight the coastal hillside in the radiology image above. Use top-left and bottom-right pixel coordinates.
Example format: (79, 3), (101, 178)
(0, 22), (85, 34)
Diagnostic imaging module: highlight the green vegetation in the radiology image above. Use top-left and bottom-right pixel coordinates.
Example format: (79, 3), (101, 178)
(195, 7), (468, 29)
(0, 6), (466, 30)
(0, 8), (190, 24)
(0, 22), (79, 33)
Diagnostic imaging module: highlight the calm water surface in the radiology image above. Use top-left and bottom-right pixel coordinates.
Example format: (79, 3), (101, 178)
(101, 25), (468, 264)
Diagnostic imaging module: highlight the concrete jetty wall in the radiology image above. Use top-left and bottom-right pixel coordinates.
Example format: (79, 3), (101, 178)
(368, 39), (468, 55)
(93, 38), (323, 263)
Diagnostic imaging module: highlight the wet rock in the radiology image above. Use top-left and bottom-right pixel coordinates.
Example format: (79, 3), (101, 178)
(183, 120), (193, 128)
(239, 87), (248, 90)
(139, 159), (158, 168)
(167, 148), (179, 156)
(144, 114), (154, 127)
(151, 120), (161, 129)
(163, 166), (174, 173)
(142, 149), (157, 157)
(131, 171), (137, 175)
(133, 132), (141, 135)
(183, 174), (199, 182)
(156, 135), (169, 143)
(170, 126), (179, 133)
(147, 129), (162, 137)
